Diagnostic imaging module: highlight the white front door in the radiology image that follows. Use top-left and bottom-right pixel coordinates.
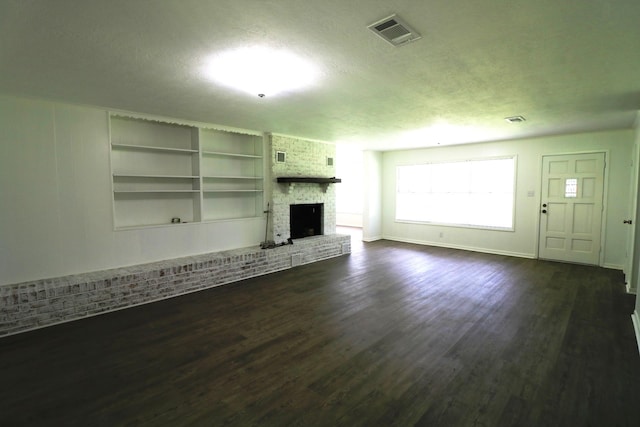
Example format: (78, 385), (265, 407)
(538, 152), (605, 265)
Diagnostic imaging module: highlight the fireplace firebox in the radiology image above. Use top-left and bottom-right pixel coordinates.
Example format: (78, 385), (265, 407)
(290, 203), (323, 239)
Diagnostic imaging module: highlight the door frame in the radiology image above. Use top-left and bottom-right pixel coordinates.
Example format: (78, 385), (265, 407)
(625, 142), (639, 292)
(535, 150), (610, 266)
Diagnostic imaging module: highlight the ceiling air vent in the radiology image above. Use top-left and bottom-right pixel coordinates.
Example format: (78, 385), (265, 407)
(505, 115), (526, 123)
(368, 14), (421, 47)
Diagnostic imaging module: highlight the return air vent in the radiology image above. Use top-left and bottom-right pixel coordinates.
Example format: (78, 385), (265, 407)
(505, 115), (526, 123)
(368, 14), (421, 46)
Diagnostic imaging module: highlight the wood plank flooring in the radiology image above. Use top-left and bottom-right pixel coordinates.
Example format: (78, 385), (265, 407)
(1, 236), (639, 426)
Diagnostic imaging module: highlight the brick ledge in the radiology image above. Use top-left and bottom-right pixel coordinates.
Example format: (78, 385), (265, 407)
(0, 234), (351, 337)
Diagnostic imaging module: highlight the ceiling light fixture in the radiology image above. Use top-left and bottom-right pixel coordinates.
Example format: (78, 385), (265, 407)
(203, 47), (319, 97)
(505, 115), (526, 123)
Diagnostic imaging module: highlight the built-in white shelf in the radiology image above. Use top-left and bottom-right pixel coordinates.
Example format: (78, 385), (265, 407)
(113, 174), (199, 179)
(114, 190), (200, 193)
(115, 221), (197, 231)
(203, 190), (264, 193)
(202, 175), (262, 179)
(202, 150), (262, 159)
(110, 114), (264, 229)
(112, 143), (198, 154)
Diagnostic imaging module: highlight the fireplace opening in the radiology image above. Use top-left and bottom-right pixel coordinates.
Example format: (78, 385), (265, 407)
(290, 203), (323, 239)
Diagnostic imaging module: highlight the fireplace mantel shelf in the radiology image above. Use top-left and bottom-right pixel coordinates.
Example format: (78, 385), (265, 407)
(276, 177), (341, 184)
(277, 177), (341, 193)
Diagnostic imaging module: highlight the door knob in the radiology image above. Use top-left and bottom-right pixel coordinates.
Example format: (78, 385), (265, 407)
(542, 209), (547, 214)
(542, 203), (547, 207)
(623, 219), (633, 224)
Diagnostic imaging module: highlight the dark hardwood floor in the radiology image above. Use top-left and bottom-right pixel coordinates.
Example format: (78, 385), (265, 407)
(1, 233), (639, 426)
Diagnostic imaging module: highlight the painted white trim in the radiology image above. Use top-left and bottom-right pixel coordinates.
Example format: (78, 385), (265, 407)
(363, 235), (382, 242)
(533, 154), (544, 258)
(600, 150), (611, 267)
(382, 235), (536, 259)
(270, 132), (334, 145)
(107, 110), (118, 230)
(601, 263), (625, 271)
(623, 126), (640, 296)
(109, 110), (263, 136)
(625, 283), (637, 295)
(631, 310), (640, 355)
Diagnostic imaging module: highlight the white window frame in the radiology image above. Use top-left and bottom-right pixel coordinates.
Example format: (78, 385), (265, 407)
(395, 156), (517, 231)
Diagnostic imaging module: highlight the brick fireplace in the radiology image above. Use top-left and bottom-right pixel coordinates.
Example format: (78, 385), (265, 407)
(269, 134), (338, 244)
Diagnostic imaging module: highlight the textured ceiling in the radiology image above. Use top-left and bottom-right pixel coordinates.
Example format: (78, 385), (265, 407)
(1, 0), (639, 150)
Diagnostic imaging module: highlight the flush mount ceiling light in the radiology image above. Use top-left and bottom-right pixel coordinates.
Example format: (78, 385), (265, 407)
(505, 115), (526, 123)
(203, 47), (319, 97)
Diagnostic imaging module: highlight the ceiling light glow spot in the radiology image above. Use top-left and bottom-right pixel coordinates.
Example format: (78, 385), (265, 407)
(204, 47), (319, 97)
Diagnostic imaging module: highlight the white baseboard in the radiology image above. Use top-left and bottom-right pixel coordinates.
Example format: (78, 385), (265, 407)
(602, 263), (625, 270)
(632, 311), (640, 355)
(362, 235), (382, 242)
(626, 283), (638, 295)
(382, 235), (535, 259)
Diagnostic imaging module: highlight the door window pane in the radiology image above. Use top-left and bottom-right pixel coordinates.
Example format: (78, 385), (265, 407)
(565, 178), (578, 198)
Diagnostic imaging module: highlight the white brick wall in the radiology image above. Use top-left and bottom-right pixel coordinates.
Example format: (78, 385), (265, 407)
(0, 234), (350, 337)
(269, 134), (337, 243)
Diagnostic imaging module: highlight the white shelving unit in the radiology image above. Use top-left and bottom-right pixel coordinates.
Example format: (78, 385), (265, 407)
(109, 115), (264, 229)
(200, 128), (264, 222)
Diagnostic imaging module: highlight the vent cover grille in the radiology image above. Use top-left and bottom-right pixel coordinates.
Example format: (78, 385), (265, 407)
(505, 116), (526, 123)
(368, 14), (421, 46)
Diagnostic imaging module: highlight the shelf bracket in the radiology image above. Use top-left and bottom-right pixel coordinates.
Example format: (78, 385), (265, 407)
(280, 182), (294, 194)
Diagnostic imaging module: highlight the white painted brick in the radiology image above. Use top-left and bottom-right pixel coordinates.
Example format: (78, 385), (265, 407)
(269, 135), (337, 243)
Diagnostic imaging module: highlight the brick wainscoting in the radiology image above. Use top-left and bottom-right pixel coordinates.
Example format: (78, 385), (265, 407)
(0, 234), (351, 337)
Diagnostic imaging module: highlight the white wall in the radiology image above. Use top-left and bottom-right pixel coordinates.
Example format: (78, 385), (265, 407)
(0, 95), (265, 286)
(336, 144), (363, 227)
(362, 150), (383, 241)
(380, 129), (634, 267)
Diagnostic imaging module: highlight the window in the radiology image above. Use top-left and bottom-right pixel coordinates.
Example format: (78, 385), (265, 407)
(396, 157), (516, 230)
